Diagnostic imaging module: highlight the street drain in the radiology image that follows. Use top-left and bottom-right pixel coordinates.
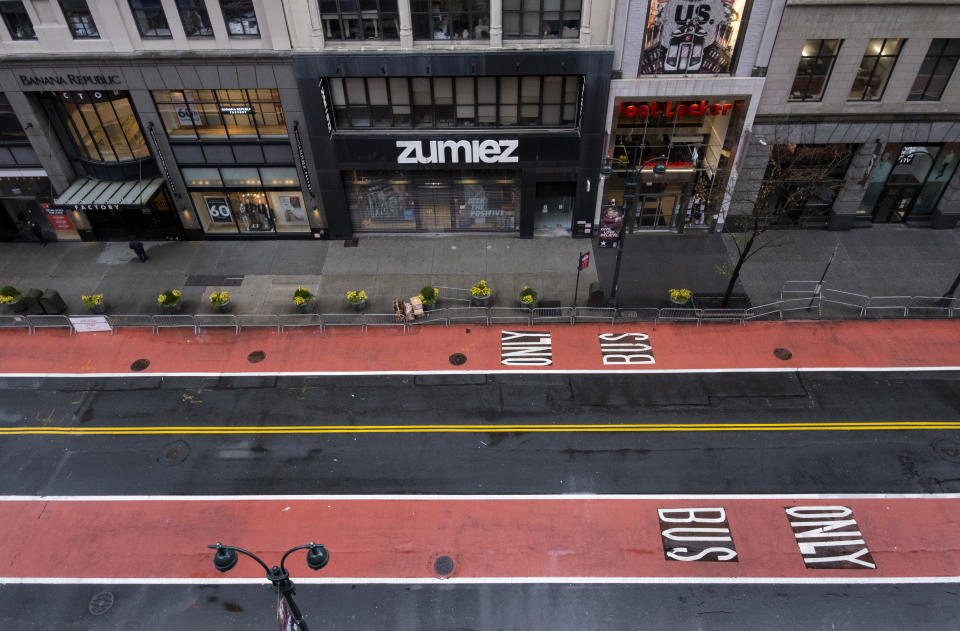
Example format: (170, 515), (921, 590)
(449, 353), (467, 366)
(434, 555), (455, 575)
(130, 358), (150, 371)
(248, 350), (266, 363)
(159, 439), (190, 465)
(88, 591), (114, 615)
(933, 438), (960, 463)
(773, 348), (793, 360)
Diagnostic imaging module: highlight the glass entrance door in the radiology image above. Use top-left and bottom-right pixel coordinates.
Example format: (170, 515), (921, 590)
(637, 194), (677, 228)
(872, 186), (919, 223)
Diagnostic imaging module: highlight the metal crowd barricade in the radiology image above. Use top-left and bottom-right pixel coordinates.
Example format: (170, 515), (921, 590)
(27, 315), (75, 335)
(863, 296), (911, 318)
(364, 313), (407, 333)
(487, 307), (533, 326)
(906, 296), (956, 319)
(613, 308), (658, 328)
(0, 314), (30, 331)
(278, 314), (321, 332)
(409, 307), (453, 327)
(781, 280), (822, 301)
(697, 309), (748, 326)
(574, 306), (617, 325)
(820, 289), (869, 317)
(656, 307), (700, 325)
(435, 286), (473, 305)
(746, 301), (784, 321)
(106, 314), (155, 334)
(152, 314), (198, 335)
(445, 306), (491, 326)
(321, 312), (365, 332)
(533, 305), (575, 325)
(195, 314), (240, 334)
(779, 297), (819, 318)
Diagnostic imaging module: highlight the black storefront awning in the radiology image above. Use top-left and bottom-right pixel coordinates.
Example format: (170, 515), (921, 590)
(54, 176), (164, 210)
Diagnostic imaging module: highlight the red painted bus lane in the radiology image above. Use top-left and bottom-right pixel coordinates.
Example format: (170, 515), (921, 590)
(2, 496), (959, 582)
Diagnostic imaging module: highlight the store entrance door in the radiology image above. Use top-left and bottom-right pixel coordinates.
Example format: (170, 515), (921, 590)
(873, 186), (919, 223)
(534, 182), (575, 236)
(637, 194), (678, 229)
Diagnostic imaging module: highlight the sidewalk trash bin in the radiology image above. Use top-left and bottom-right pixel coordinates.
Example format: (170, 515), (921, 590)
(23, 288), (45, 314)
(587, 282), (605, 308)
(40, 289), (67, 315)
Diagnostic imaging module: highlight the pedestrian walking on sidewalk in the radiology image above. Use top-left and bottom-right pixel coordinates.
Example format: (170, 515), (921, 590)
(29, 220), (47, 245)
(128, 236), (148, 262)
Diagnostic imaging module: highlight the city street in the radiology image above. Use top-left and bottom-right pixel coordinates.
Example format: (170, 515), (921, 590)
(1, 319), (959, 629)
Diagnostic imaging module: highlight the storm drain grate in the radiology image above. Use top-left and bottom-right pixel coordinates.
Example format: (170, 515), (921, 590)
(248, 350), (266, 363)
(434, 555), (455, 575)
(449, 353), (467, 366)
(185, 275), (244, 287)
(773, 348), (793, 361)
(130, 358), (150, 371)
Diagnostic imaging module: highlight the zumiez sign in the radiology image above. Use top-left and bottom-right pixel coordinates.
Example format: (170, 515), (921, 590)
(396, 139), (519, 164)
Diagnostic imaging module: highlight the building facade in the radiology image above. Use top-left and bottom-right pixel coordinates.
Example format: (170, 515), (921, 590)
(730, 0), (960, 230)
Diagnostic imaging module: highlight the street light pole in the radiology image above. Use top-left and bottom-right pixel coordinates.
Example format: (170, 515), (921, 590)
(601, 155), (668, 307)
(209, 541), (329, 630)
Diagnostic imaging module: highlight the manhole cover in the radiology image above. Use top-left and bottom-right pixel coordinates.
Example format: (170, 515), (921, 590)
(773, 348), (793, 361)
(434, 555), (455, 575)
(933, 438), (960, 463)
(159, 439), (190, 465)
(130, 358), (150, 372)
(88, 591), (114, 615)
(247, 350), (266, 363)
(449, 353), (467, 366)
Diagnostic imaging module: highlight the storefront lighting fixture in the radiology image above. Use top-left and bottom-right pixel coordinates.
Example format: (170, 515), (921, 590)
(389, 179), (409, 184)
(495, 179), (515, 184)
(457, 179), (479, 184)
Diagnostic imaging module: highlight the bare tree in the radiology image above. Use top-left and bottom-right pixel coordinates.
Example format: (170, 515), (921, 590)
(721, 138), (855, 307)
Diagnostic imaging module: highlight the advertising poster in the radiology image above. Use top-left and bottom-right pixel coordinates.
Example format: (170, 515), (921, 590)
(204, 196), (233, 223)
(639, 0), (745, 75)
(275, 194), (306, 227)
(598, 204), (624, 248)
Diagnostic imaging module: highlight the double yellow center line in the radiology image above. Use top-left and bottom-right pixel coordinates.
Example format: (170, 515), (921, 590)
(0, 422), (958, 435)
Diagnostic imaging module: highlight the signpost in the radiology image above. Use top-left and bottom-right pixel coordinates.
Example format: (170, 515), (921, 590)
(573, 252), (590, 307)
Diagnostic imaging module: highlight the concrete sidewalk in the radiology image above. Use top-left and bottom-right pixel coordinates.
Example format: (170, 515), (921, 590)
(0, 225), (957, 316)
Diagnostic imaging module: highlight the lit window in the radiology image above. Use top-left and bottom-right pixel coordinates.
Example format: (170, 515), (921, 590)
(789, 39), (841, 102)
(849, 38), (904, 101)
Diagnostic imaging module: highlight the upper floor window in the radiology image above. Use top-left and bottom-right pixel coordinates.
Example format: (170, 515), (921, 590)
(0, 1), (36, 40)
(44, 91), (150, 163)
(319, 0), (399, 40)
(153, 89), (286, 139)
(0, 93), (27, 141)
(129, 0), (172, 38)
(849, 38), (903, 101)
(789, 39), (841, 102)
(59, 0), (99, 38)
(220, 0), (259, 36)
(503, 0), (580, 39)
(412, 0), (489, 40)
(327, 75), (581, 129)
(908, 38), (960, 101)
(176, 0), (214, 37)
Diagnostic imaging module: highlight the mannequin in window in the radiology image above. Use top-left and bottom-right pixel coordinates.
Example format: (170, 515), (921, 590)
(474, 16), (490, 39)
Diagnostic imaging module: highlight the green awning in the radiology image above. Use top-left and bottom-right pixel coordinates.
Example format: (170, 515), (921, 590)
(54, 176), (165, 210)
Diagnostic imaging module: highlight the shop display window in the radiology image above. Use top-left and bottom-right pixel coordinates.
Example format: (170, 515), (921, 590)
(185, 166), (309, 235)
(45, 91), (150, 164)
(503, 0), (580, 39)
(153, 89), (287, 140)
(345, 170), (519, 233)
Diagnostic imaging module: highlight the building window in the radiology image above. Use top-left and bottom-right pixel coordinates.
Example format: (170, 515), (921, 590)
(220, 0), (259, 36)
(58, 0), (99, 38)
(176, 0), (213, 37)
(153, 89), (287, 139)
(128, 0), (171, 38)
(755, 144), (855, 225)
(412, 0), (489, 40)
(789, 39), (841, 102)
(319, 0), (399, 40)
(849, 38), (903, 101)
(0, 1), (36, 40)
(503, 0), (580, 39)
(44, 91), (150, 164)
(0, 93), (27, 141)
(327, 75), (581, 129)
(184, 167), (310, 234)
(908, 39), (960, 101)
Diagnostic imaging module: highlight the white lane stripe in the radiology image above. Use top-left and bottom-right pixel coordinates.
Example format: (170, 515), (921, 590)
(3, 576), (960, 586)
(1, 493), (959, 501)
(0, 366), (958, 378)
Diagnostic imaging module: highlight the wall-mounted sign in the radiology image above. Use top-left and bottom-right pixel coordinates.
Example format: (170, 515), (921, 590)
(220, 105), (252, 115)
(146, 123), (178, 198)
(294, 122), (313, 195)
(619, 100), (734, 119)
(396, 139), (519, 165)
(43, 205), (75, 231)
(639, 0), (746, 75)
(20, 73), (121, 88)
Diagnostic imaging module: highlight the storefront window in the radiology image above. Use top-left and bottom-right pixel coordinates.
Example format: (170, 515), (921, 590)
(185, 166), (309, 235)
(153, 89), (287, 140)
(46, 91), (150, 164)
(328, 75), (581, 129)
(756, 144), (855, 225)
(0, 93), (26, 141)
(640, 0), (747, 75)
(862, 143), (959, 222)
(345, 170), (519, 232)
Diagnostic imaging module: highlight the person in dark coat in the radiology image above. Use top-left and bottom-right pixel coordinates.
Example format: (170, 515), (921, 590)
(128, 236), (148, 262)
(29, 220), (47, 245)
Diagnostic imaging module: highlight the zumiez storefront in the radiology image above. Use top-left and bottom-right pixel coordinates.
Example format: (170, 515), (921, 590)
(294, 51), (613, 239)
(605, 96), (748, 231)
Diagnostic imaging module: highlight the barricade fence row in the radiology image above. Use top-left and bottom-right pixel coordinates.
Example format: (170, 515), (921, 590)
(1, 291), (955, 335)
